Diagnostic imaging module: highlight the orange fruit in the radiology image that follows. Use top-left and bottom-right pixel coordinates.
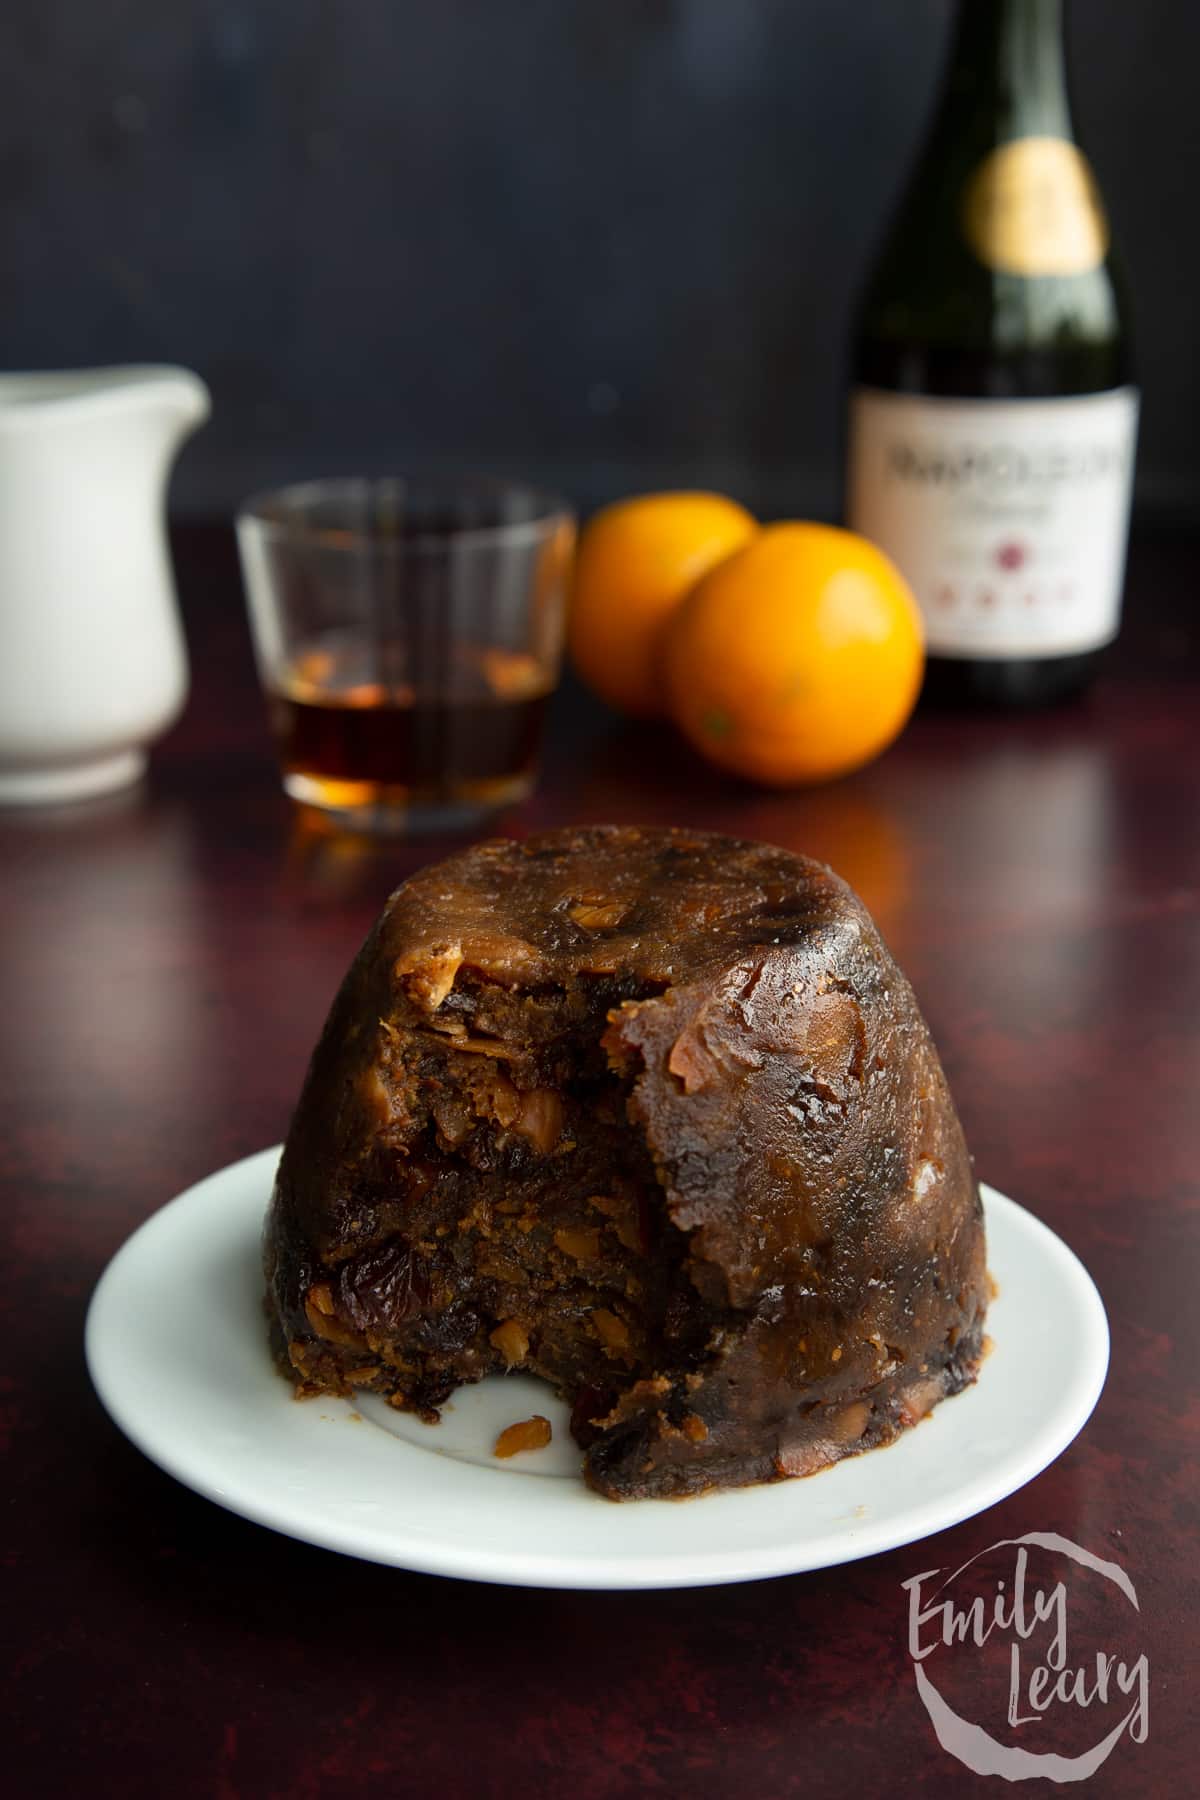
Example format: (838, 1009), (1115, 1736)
(568, 491), (757, 716)
(664, 522), (924, 786)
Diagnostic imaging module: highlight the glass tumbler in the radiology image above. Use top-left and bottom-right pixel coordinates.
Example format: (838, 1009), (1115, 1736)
(236, 475), (575, 833)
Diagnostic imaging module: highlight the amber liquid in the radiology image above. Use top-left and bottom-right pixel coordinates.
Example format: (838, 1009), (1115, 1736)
(268, 637), (552, 826)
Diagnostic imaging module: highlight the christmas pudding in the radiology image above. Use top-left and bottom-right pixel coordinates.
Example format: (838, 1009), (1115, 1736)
(264, 825), (986, 1499)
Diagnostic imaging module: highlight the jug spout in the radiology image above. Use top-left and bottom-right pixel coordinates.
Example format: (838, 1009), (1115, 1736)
(136, 364), (212, 445)
(124, 366), (212, 475)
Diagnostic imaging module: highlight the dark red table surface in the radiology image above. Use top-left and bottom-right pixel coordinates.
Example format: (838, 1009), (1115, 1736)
(3, 526), (1198, 1799)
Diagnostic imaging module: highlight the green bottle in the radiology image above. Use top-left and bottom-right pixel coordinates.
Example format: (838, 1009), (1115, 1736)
(846, 0), (1137, 707)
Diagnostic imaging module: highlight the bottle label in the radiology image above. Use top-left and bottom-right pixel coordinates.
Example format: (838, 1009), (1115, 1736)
(846, 387), (1139, 658)
(963, 137), (1109, 277)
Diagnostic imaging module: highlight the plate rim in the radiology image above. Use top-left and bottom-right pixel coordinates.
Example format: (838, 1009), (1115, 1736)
(85, 1145), (1110, 1590)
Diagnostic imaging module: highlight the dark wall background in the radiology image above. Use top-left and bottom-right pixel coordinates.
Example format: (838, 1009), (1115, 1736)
(2, 0), (1194, 522)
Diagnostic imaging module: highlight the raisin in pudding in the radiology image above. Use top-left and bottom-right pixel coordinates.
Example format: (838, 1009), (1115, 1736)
(264, 825), (986, 1499)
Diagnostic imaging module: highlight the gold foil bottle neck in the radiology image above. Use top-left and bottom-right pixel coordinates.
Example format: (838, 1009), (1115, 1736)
(963, 136), (1109, 276)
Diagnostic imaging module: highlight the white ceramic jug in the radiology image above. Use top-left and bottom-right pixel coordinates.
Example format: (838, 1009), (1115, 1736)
(0, 365), (210, 804)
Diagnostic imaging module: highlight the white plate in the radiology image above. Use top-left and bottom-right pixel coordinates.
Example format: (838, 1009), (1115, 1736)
(85, 1147), (1108, 1590)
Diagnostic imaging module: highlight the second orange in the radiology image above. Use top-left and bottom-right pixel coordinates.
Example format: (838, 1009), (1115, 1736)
(568, 491), (756, 717)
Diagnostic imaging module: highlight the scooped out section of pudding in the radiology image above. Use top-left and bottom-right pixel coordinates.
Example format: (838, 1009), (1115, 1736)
(264, 825), (987, 1500)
